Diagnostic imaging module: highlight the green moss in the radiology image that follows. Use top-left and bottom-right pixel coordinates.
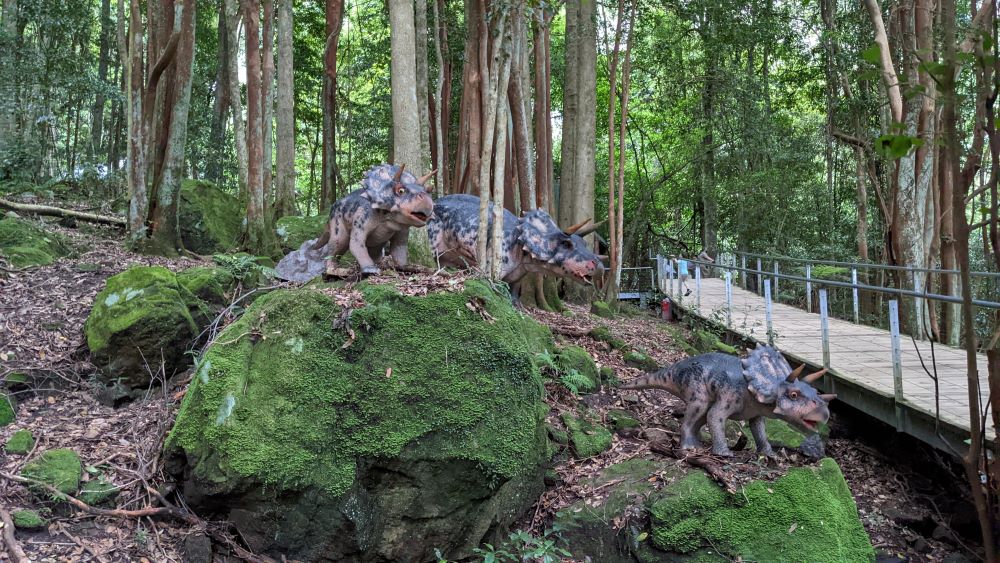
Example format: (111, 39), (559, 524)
(556, 346), (599, 393)
(21, 449), (82, 496)
(12, 509), (45, 530)
(179, 180), (242, 254)
(275, 214), (328, 251)
(547, 424), (569, 445)
(561, 411), (613, 458)
(624, 351), (659, 371)
(84, 266), (201, 390)
(588, 326), (628, 350)
(0, 393), (13, 426)
(590, 301), (614, 319)
(79, 477), (120, 505)
(649, 458), (874, 562)
(177, 266), (236, 307)
(4, 372), (29, 386)
(0, 217), (72, 268)
(599, 366), (618, 386)
(166, 280), (552, 496)
(5, 429), (33, 453)
(608, 409), (640, 432)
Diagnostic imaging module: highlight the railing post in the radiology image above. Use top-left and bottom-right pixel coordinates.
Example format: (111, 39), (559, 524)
(764, 279), (774, 346)
(805, 263), (812, 313)
(889, 299), (905, 429)
(819, 289), (830, 368)
(725, 271), (733, 327)
(852, 268), (860, 324)
(655, 254), (662, 293)
(773, 262), (780, 299)
(756, 258), (763, 295)
(740, 254), (747, 289)
(913, 274), (925, 340)
(695, 265), (702, 311)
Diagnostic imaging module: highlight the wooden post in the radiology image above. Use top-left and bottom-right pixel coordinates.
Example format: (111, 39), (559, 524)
(773, 261), (779, 299)
(819, 289), (830, 368)
(740, 254), (747, 289)
(889, 299), (905, 429)
(695, 265), (701, 311)
(852, 267), (860, 324)
(764, 279), (774, 346)
(725, 271), (732, 327)
(756, 257), (762, 295)
(805, 263), (812, 313)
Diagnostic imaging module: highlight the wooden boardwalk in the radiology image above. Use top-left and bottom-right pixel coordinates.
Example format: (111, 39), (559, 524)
(670, 277), (994, 449)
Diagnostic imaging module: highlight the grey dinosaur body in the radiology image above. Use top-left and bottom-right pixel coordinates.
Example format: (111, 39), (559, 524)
(621, 345), (834, 457)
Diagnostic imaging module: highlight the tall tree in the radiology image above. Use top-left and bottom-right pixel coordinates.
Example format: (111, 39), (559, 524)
(273, 0), (296, 217)
(90, 0), (112, 163)
(261, 0), (275, 207)
(321, 0), (344, 210)
(224, 0), (249, 194)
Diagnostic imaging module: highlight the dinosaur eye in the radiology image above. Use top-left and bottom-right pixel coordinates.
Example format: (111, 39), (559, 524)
(560, 239), (574, 249)
(395, 186), (406, 196)
(788, 390), (799, 400)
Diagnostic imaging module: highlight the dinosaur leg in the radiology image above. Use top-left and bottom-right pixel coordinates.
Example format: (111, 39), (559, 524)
(749, 416), (776, 458)
(387, 230), (409, 266)
(349, 227), (380, 276)
(706, 402), (733, 457)
(679, 401), (709, 451)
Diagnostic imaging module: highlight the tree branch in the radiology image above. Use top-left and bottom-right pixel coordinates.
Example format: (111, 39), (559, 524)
(0, 508), (29, 563)
(0, 198), (127, 226)
(862, 0), (904, 123)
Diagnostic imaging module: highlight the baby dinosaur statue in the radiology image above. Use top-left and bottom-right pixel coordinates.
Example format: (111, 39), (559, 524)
(275, 164), (434, 281)
(620, 344), (835, 457)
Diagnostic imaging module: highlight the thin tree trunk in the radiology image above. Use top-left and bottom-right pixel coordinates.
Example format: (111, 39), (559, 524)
(321, 0), (344, 210)
(558, 0), (579, 223)
(509, 2), (533, 212)
(490, 46), (513, 277)
(273, 0), (296, 217)
(124, 0), (147, 238)
(430, 0), (446, 196)
(615, 0), (636, 290)
(261, 0), (275, 209)
(476, 4), (506, 268)
(414, 0), (430, 171)
(241, 0), (275, 254)
(206, 4), (229, 183)
(224, 0), (249, 196)
(605, 0), (625, 301)
(90, 0), (112, 164)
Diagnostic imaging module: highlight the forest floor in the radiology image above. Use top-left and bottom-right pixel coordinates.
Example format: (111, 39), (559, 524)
(0, 218), (982, 563)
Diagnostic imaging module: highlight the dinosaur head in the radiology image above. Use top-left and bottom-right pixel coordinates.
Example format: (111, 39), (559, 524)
(516, 210), (605, 285)
(361, 163), (435, 227)
(741, 344), (835, 434)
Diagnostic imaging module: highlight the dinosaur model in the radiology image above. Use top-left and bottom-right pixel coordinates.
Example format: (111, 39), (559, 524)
(426, 194), (605, 299)
(275, 164), (434, 281)
(620, 344), (835, 457)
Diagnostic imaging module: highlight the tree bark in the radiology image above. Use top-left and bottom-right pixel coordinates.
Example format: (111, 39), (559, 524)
(414, 0), (431, 172)
(605, 0), (625, 302)
(241, 0), (277, 254)
(124, 0), (147, 238)
(558, 0), (579, 223)
(321, 0), (344, 210)
(0, 197), (126, 226)
(273, 0), (296, 218)
(429, 0), (446, 196)
(206, 6), (229, 183)
(261, 0), (275, 209)
(90, 0), (112, 164)
(224, 0), (249, 196)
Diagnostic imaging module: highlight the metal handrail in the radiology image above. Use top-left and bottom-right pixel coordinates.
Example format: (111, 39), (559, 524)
(683, 257), (1000, 310)
(733, 250), (1000, 279)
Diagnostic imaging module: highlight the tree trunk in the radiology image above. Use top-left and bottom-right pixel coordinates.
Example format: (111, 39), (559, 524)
(224, 0), (249, 196)
(241, 0), (277, 255)
(489, 28), (513, 277)
(124, 0), (147, 238)
(475, 3), (506, 268)
(90, 0), (112, 165)
(558, 0), (579, 223)
(273, 0), (296, 218)
(508, 3), (534, 213)
(261, 0), (275, 209)
(206, 6), (229, 183)
(700, 5), (718, 259)
(604, 0), (625, 302)
(452, 0), (482, 195)
(429, 0), (446, 196)
(321, 0), (344, 210)
(414, 0), (431, 172)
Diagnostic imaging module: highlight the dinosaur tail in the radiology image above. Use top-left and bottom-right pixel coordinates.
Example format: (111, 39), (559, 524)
(618, 367), (677, 393)
(311, 220), (332, 251)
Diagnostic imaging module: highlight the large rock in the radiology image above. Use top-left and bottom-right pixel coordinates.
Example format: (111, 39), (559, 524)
(275, 214), (327, 252)
(0, 216), (71, 268)
(555, 457), (874, 562)
(85, 266), (202, 393)
(165, 280), (554, 562)
(178, 180), (241, 254)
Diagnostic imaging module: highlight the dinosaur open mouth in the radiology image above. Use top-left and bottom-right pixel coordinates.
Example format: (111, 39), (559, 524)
(409, 211), (430, 223)
(802, 419), (819, 430)
(574, 272), (593, 285)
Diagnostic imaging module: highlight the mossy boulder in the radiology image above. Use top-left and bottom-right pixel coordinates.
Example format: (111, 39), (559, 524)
(650, 458), (874, 561)
(608, 409), (640, 432)
(21, 449), (82, 496)
(79, 477), (121, 505)
(556, 345), (600, 393)
(275, 214), (327, 252)
(12, 509), (46, 530)
(5, 429), (33, 454)
(177, 266), (236, 308)
(591, 300), (614, 319)
(745, 418), (829, 460)
(589, 326), (628, 351)
(0, 217), (71, 268)
(561, 410), (613, 458)
(624, 350), (659, 372)
(178, 180), (241, 254)
(84, 266), (202, 392)
(165, 280), (553, 562)
(0, 393), (13, 426)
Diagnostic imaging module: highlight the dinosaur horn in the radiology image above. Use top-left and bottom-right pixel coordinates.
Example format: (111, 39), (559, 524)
(574, 219), (608, 237)
(393, 164), (406, 182)
(819, 393), (837, 402)
(803, 368), (828, 384)
(417, 169), (436, 185)
(563, 218), (592, 235)
(597, 254), (609, 261)
(786, 364), (805, 382)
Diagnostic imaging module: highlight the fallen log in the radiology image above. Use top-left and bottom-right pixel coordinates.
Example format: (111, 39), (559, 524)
(0, 197), (126, 227)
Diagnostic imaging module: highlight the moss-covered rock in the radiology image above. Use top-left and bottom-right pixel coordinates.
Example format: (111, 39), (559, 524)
(275, 214), (328, 252)
(556, 345), (599, 393)
(650, 458), (874, 561)
(178, 180), (241, 254)
(0, 217), (71, 268)
(79, 477), (120, 505)
(165, 281), (553, 562)
(5, 429), (33, 453)
(589, 326), (628, 351)
(12, 509), (46, 530)
(624, 350), (659, 371)
(561, 410), (613, 458)
(0, 393), (13, 426)
(744, 418), (829, 460)
(84, 266), (201, 392)
(591, 300), (614, 319)
(177, 266), (236, 308)
(21, 449), (82, 496)
(608, 409), (640, 432)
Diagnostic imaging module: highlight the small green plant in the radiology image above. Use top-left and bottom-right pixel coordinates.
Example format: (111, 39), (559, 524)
(533, 349), (558, 372)
(212, 253), (276, 284)
(134, 528), (149, 548)
(473, 526), (572, 563)
(559, 369), (590, 394)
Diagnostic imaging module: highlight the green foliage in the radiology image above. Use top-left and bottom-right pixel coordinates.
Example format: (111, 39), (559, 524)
(12, 509), (46, 530)
(212, 253), (277, 286)
(473, 526), (573, 563)
(0, 393), (14, 426)
(21, 448), (82, 496)
(560, 410), (612, 458)
(555, 346), (600, 393)
(79, 476), (120, 505)
(5, 429), (34, 454)
(590, 301), (614, 319)
(0, 217), (72, 268)
(178, 180), (242, 254)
